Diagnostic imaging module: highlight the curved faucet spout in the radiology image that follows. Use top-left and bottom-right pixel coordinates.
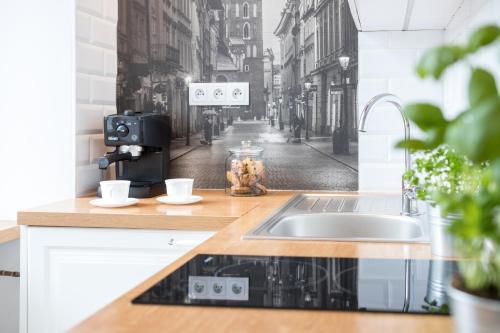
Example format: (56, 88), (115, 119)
(358, 93), (417, 216)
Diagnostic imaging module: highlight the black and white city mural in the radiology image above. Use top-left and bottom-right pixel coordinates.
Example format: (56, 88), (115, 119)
(116, 0), (359, 190)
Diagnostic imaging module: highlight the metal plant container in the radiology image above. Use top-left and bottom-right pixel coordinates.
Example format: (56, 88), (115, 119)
(427, 203), (460, 257)
(448, 281), (500, 333)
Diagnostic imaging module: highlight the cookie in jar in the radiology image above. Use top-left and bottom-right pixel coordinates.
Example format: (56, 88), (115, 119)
(225, 141), (267, 196)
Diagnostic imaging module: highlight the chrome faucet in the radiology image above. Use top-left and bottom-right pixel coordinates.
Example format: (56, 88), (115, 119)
(358, 93), (419, 216)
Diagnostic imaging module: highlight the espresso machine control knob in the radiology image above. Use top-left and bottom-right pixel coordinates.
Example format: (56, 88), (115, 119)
(116, 124), (129, 137)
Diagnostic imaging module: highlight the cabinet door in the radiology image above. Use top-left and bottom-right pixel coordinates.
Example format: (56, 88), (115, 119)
(22, 227), (214, 333)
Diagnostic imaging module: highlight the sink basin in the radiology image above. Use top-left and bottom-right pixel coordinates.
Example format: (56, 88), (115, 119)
(268, 213), (424, 242)
(243, 194), (430, 243)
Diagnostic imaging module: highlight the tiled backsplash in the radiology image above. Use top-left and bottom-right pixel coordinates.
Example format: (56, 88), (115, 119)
(75, 0), (118, 196)
(357, 30), (443, 191)
(72, 0), (499, 196)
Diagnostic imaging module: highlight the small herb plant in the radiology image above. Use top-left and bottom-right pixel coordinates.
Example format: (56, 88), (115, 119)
(404, 145), (474, 201)
(398, 24), (500, 297)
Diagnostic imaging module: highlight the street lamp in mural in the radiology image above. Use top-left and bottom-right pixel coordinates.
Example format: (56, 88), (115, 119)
(185, 76), (192, 146)
(303, 81), (312, 141)
(332, 55), (350, 155)
(288, 87), (293, 132)
(278, 96), (284, 131)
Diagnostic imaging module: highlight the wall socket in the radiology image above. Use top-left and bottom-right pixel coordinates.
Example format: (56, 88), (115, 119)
(189, 83), (249, 106)
(188, 276), (249, 301)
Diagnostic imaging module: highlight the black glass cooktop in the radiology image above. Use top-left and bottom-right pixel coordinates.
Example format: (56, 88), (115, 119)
(133, 254), (456, 315)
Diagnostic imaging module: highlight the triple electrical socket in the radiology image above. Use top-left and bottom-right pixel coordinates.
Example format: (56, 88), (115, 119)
(188, 82), (250, 106)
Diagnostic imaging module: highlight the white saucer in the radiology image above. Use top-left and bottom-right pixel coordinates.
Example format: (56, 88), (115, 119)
(90, 198), (139, 208)
(156, 195), (203, 205)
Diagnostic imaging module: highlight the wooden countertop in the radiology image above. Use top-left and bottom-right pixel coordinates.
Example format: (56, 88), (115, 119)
(17, 190), (260, 231)
(68, 190), (452, 333)
(0, 220), (19, 244)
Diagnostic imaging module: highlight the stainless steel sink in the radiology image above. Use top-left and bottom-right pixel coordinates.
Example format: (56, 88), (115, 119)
(244, 194), (429, 243)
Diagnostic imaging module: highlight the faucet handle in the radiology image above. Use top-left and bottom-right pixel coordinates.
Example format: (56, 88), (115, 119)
(402, 186), (420, 216)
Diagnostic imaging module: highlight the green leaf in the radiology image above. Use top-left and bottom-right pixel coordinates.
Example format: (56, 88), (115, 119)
(403, 104), (447, 131)
(469, 68), (499, 107)
(468, 25), (500, 52)
(445, 97), (500, 163)
(425, 127), (446, 149)
(395, 139), (429, 151)
(417, 46), (467, 79)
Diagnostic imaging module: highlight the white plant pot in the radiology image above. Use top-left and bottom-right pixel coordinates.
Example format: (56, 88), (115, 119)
(448, 280), (500, 333)
(427, 203), (460, 257)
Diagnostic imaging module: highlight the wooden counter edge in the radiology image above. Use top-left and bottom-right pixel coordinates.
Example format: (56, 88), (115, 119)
(0, 221), (20, 244)
(16, 211), (240, 231)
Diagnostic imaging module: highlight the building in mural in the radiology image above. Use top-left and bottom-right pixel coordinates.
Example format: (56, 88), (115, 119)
(215, 0), (265, 120)
(117, 0), (223, 138)
(274, 0), (300, 131)
(275, 0), (358, 153)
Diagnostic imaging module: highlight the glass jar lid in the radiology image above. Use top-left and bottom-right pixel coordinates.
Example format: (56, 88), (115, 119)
(229, 141), (264, 155)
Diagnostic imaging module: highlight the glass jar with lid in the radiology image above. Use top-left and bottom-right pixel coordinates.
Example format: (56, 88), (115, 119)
(225, 141), (267, 196)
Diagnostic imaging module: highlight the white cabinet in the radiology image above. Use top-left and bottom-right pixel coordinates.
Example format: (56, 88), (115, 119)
(19, 226), (214, 333)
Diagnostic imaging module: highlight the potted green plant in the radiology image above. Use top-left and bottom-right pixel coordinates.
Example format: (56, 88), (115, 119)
(405, 146), (477, 257)
(398, 24), (500, 332)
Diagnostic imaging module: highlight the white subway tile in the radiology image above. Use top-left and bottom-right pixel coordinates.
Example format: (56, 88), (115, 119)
(76, 42), (104, 75)
(104, 52), (117, 77)
(359, 49), (417, 78)
(76, 135), (90, 165)
(76, 12), (91, 41)
(76, 164), (102, 196)
(76, 104), (103, 134)
(388, 77), (443, 104)
(103, 106), (117, 117)
(90, 77), (116, 105)
(76, 74), (90, 103)
(359, 134), (389, 162)
(77, 0), (103, 17)
(387, 135), (406, 163)
(103, 0), (118, 23)
(358, 105), (407, 134)
(358, 32), (389, 49)
(89, 134), (107, 164)
(357, 78), (389, 107)
(388, 30), (444, 49)
(91, 18), (116, 49)
(359, 163), (404, 191)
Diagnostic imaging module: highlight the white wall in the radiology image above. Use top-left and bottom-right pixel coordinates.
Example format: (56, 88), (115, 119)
(443, 0), (500, 118)
(0, 1), (76, 220)
(357, 0), (500, 192)
(75, 0), (118, 196)
(357, 30), (444, 191)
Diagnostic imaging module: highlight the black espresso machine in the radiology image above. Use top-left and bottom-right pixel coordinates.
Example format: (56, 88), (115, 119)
(97, 111), (170, 198)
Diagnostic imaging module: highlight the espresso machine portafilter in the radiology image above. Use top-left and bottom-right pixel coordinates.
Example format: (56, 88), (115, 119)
(97, 111), (171, 198)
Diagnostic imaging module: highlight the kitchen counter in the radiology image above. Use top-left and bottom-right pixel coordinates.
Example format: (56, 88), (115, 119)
(71, 190), (450, 333)
(17, 190), (260, 232)
(0, 220), (19, 244)
(20, 190), (451, 332)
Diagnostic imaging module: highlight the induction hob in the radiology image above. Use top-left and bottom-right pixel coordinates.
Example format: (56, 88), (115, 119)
(133, 254), (456, 315)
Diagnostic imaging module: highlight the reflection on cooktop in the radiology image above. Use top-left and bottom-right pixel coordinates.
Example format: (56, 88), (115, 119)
(133, 254), (457, 315)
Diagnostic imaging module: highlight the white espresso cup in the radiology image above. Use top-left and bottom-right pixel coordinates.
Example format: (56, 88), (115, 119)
(100, 180), (131, 202)
(165, 178), (194, 200)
